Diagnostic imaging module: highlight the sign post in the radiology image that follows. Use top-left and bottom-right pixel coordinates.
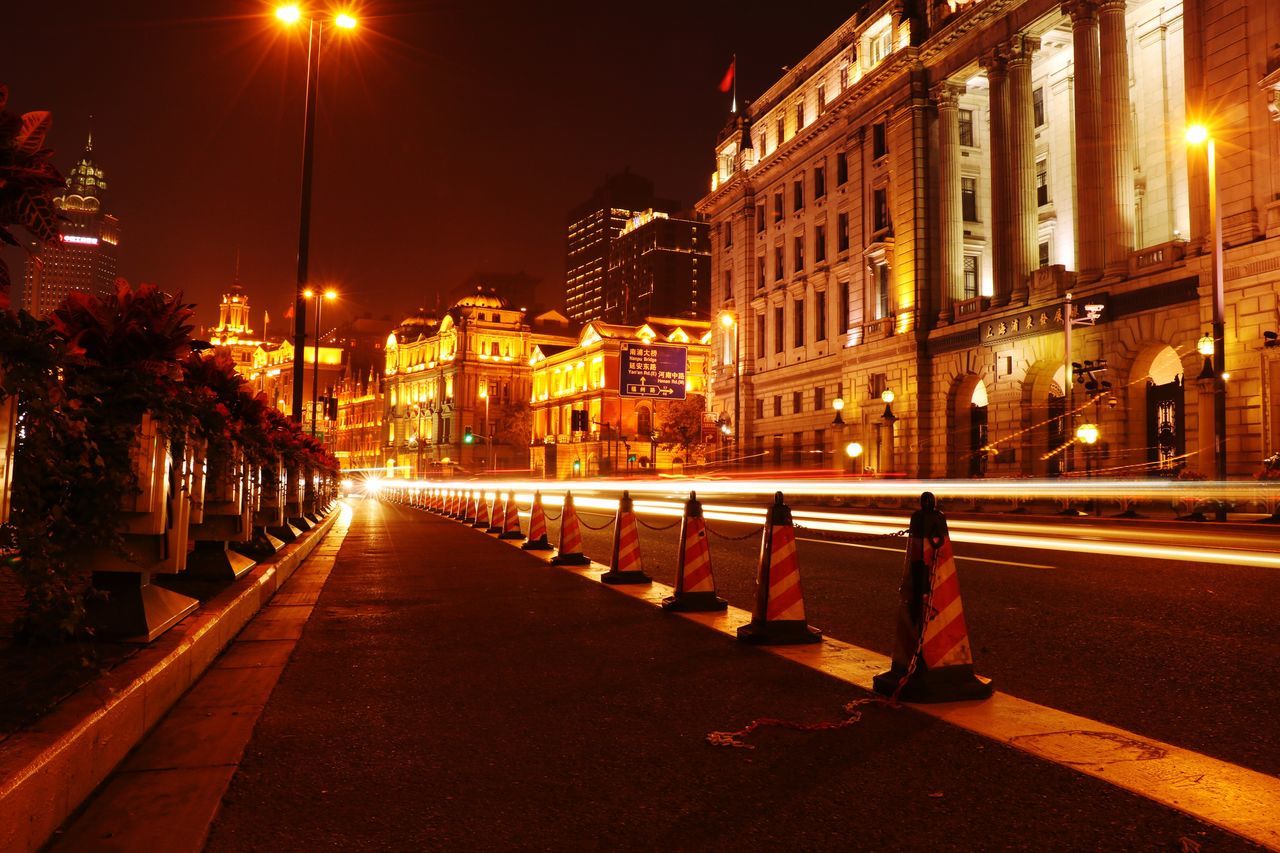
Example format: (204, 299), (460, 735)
(619, 342), (688, 400)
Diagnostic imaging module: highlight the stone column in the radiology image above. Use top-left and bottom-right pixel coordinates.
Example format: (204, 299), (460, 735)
(1006, 34), (1041, 304)
(933, 81), (966, 321)
(1065, 0), (1104, 277)
(981, 50), (1012, 305)
(1099, 0), (1135, 275)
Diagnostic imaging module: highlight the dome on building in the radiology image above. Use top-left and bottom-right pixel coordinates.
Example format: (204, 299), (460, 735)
(396, 308), (438, 339)
(453, 287), (507, 310)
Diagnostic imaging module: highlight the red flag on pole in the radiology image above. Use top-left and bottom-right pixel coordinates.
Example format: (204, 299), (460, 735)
(718, 57), (735, 93)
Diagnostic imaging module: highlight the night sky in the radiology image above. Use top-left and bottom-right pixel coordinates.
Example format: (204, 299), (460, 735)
(3, 1), (855, 331)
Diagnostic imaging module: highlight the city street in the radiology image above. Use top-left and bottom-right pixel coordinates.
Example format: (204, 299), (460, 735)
(200, 498), (1259, 850)
(541, 494), (1280, 779)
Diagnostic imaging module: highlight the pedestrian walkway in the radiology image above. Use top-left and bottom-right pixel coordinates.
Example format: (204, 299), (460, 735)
(190, 498), (1249, 851)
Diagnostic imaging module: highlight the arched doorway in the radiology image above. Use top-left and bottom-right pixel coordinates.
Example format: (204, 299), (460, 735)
(948, 374), (989, 478)
(1046, 365), (1067, 477)
(1145, 346), (1185, 476)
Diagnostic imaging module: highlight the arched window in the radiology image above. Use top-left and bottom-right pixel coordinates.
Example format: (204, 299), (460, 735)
(636, 406), (652, 436)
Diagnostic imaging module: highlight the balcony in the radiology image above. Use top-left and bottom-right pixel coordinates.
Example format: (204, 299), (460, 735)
(954, 296), (989, 318)
(1129, 239), (1187, 276)
(863, 317), (894, 341)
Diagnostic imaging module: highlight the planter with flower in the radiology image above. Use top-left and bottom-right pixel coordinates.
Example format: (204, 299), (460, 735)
(1255, 453), (1280, 523)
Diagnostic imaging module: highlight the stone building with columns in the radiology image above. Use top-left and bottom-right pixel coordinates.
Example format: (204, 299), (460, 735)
(701, 0), (1280, 479)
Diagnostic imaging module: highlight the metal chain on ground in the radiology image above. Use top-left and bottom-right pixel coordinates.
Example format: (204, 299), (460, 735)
(636, 516), (681, 531)
(706, 543), (934, 750)
(543, 509), (562, 521)
(703, 521), (764, 541)
(577, 513), (616, 531)
(793, 524), (909, 545)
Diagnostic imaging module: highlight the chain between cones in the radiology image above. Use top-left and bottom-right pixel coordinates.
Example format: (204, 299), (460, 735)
(703, 521), (764, 541)
(636, 516), (681, 531)
(576, 513), (616, 531)
(793, 525), (909, 545)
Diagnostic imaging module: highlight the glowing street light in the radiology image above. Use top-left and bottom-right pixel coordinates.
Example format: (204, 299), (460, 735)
(718, 310), (740, 466)
(831, 396), (845, 426)
(1186, 122), (1228, 516)
(273, 4), (361, 425)
(845, 440), (864, 476)
(1075, 423), (1100, 445)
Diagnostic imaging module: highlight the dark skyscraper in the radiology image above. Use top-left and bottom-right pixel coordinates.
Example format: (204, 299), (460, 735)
(22, 134), (121, 316)
(564, 171), (675, 323)
(607, 210), (709, 324)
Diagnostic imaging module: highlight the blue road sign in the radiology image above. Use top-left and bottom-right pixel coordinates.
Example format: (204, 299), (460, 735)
(620, 342), (687, 400)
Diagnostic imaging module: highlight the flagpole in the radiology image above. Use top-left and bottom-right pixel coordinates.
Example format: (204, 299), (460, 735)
(731, 54), (737, 114)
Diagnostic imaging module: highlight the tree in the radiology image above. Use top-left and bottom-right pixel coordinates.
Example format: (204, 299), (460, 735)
(492, 398), (532, 448)
(657, 393), (709, 462)
(0, 85), (64, 303)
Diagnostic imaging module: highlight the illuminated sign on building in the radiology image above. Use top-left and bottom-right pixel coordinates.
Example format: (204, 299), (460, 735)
(620, 342), (687, 399)
(61, 234), (100, 245)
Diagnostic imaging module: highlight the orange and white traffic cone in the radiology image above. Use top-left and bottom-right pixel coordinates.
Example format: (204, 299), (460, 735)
(601, 490), (651, 585)
(522, 491), (553, 551)
(472, 491), (491, 528)
(661, 491), (727, 612)
(499, 492), (525, 540)
(443, 489), (454, 518)
(872, 492), (992, 702)
(737, 492), (821, 644)
(462, 490), (478, 524)
(550, 492), (590, 565)
(486, 491), (504, 533)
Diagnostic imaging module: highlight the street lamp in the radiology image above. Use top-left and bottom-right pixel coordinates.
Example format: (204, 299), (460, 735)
(303, 287), (337, 437)
(478, 385), (494, 471)
(1076, 422), (1100, 479)
(845, 441), (863, 475)
(1197, 331), (1216, 382)
(1186, 123), (1228, 517)
(718, 310), (740, 467)
(831, 396), (845, 426)
(275, 4), (359, 423)
(880, 390), (897, 475)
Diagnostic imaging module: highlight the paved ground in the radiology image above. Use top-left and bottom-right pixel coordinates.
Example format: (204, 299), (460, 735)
(205, 498), (1253, 851)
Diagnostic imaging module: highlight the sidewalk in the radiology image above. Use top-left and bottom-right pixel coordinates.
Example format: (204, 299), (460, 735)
(174, 497), (1249, 851)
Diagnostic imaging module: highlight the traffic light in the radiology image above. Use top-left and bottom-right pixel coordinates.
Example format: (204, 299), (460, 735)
(627, 453), (637, 463)
(463, 426), (474, 444)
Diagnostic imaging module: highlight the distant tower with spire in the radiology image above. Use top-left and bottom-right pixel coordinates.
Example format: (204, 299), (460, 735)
(208, 253), (263, 374)
(21, 129), (122, 316)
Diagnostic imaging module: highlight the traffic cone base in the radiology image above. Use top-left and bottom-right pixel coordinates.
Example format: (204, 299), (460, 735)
(550, 551), (590, 566)
(736, 619), (821, 644)
(660, 590), (726, 612)
(522, 536), (552, 551)
(600, 568), (651, 585)
(871, 664), (992, 703)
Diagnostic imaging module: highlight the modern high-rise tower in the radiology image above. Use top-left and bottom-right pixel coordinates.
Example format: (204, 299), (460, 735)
(564, 171), (675, 323)
(22, 133), (121, 316)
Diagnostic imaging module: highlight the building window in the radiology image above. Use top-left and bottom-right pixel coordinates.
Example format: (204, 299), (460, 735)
(873, 188), (890, 232)
(837, 212), (850, 252)
(836, 152), (848, 185)
(756, 313), (765, 355)
(793, 234), (805, 272)
(756, 398), (764, 419)
(959, 108), (975, 147)
(814, 385), (825, 411)
(963, 255), (979, 300)
(776, 116), (785, 146)
(872, 262), (891, 320)
(774, 247), (784, 281)
(839, 65), (849, 92)
(818, 84), (827, 113)
(961, 177), (978, 222)
(756, 203), (766, 232)
(756, 255), (766, 290)
(1036, 159), (1050, 207)
(773, 395), (782, 416)
(636, 406), (651, 436)
(815, 291), (828, 341)
(793, 179), (804, 212)
(774, 189), (784, 223)
(794, 298), (805, 347)
(815, 224), (827, 263)
(774, 306), (784, 353)
(792, 391), (802, 413)
(795, 101), (805, 130)
(1032, 87), (1045, 128)
(870, 27), (892, 64)
(723, 270), (733, 302)
(1039, 240), (1051, 268)
(814, 163), (826, 199)
(840, 281), (851, 333)
(725, 222), (733, 248)
(872, 122), (888, 159)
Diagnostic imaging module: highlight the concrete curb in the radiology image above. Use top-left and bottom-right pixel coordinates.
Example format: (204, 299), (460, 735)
(0, 510), (339, 853)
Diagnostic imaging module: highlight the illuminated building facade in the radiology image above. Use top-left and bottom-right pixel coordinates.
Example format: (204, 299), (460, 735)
(22, 134), (121, 316)
(382, 291), (576, 478)
(528, 317), (712, 478)
(702, 0), (1280, 478)
(207, 280), (263, 374)
(606, 210), (711, 324)
(248, 339), (345, 437)
(332, 369), (385, 474)
(565, 171), (677, 323)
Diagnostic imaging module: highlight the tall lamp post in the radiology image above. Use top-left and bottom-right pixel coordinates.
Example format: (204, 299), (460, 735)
(718, 311), (740, 468)
(845, 441), (863, 475)
(275, 4), (358, 423)
(880, 390), (898, 475)
(479, 385), (494, 472)
(1186, 123), (1228, 519)
(304, 287), (336, 437)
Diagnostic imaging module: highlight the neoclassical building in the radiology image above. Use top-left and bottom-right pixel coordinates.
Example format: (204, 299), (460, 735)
(700, 0), (1280, 478)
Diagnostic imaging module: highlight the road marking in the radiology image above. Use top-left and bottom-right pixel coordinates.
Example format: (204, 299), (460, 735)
(796, 537), (1055, 570)
(481, 525), (1280, 851)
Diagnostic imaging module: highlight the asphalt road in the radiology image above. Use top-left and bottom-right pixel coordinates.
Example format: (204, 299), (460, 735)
(553, 501), (1280, 779)
(205, 499), (1254, 851)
